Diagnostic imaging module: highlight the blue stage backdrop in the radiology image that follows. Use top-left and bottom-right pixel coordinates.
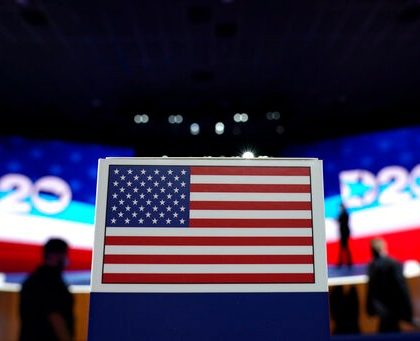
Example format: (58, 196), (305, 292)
(0, 135), (135, 275)
(283, 125), (420, 266)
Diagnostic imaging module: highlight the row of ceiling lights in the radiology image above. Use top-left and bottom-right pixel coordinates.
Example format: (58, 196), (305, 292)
(133, 112), (283, 136)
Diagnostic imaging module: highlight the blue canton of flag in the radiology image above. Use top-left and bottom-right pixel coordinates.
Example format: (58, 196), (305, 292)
(106, 166), (191, 227)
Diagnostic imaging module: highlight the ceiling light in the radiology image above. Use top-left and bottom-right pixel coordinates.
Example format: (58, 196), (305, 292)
(169, 114), (183, 124)
(266, 111), (281, 120)
(233, 113), (248, 122)
(233, 113), (241, 122)
(190, 123), (200, 135)
(134, 114), (149, 124)
(175, 115), (183, 123)
(215, 122), (225, 135)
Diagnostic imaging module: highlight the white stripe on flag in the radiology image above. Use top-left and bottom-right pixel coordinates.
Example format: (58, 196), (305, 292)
(189, 193), (311, 201)
(103, 264), (314, 273)
(105, 227), (313, 237)
(190, 175), (310, 184)
(104, 245), (313, 255)
(189, 210), (312, 219)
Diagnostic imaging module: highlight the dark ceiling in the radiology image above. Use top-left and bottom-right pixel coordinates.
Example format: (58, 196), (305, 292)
(1, 0), (420, 156)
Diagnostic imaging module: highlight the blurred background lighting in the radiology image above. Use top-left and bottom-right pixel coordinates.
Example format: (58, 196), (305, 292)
(233, 113), (248, 122)
(276, 125), (285, 134)
(134, 114), (149, 124)
(190, 123), (200, 135)
(266, 111), (281, 120)
(169, 114), (184, 124)
(215, 122), (225, 135)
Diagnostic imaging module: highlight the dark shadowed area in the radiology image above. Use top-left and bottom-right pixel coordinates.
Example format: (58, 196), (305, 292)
(1, 0), (420, 156)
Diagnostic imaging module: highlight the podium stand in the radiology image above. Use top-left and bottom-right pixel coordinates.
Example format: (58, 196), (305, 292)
(88, 157), (330, 340)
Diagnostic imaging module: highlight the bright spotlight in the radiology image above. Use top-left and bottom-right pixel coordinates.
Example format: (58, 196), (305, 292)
(242, 151), (255, 158)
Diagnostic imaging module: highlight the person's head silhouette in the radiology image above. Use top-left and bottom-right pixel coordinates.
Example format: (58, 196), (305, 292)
(43, 238), (69, 271)
(370, 237), (388, 259)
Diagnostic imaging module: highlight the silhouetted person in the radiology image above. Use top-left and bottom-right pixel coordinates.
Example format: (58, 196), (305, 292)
(330, 285), (360, 335)
(19, 238), (74, 341)
(366, 237), (413, 333)
(337, 202), (353, 268)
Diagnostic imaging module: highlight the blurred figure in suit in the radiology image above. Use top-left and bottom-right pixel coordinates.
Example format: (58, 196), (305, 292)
(366, 237), (413, 333)
(337, 202), (353, 268)
(19, 238), (74, 341)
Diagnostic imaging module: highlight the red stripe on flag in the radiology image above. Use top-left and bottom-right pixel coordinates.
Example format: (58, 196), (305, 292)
(189, 201), (312, 210)
(189, 219), (313, 228)
(102, 273), (315, 284)
(191, 166), (310, 176)
(103, 254), (314, 264)
(190, 183), (311, 193)
(105, 236), (313, 246)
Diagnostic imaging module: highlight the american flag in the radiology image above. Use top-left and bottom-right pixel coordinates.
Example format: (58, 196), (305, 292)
(102, 164), (314, 284)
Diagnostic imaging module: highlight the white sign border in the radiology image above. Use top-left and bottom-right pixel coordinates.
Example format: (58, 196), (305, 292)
(90, 157), (328, 293)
